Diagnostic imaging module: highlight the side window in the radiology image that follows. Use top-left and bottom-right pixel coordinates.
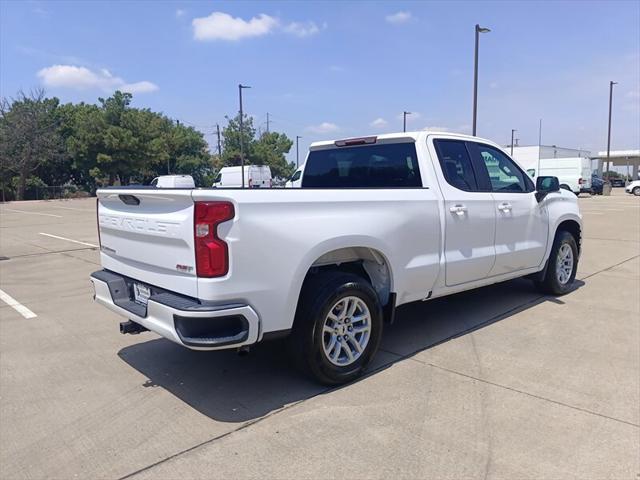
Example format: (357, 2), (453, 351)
(473, 144), (533, 193)
(433, 139), (478, 191)
(291, 170), (301, 182)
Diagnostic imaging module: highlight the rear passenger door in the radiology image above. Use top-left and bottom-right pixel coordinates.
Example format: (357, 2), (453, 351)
(468, 142), (548, 276)
(431, 138), (496, 286)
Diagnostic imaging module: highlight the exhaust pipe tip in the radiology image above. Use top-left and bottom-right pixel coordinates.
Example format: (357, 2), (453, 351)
(120, 320), (148, 335)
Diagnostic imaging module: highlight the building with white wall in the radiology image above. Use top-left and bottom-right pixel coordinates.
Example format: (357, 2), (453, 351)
(507, 145), (591, 171)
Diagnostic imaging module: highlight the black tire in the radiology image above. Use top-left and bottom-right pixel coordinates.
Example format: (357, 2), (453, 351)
(288, 271), (383, 385)
(633, 187), (640, 196)
(534, 230), (578, 295)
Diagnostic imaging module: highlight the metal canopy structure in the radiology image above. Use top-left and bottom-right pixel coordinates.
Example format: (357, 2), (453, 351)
(592, 150), (640, 179)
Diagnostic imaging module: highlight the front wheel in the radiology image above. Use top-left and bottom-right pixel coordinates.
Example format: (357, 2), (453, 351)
(534, 230), (578, 295)
(289, 271), (383, 385)
(633, 187), (640, 196)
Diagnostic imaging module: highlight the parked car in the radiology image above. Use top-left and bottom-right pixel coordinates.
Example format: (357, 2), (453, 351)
(625, 180), (640, 196)
(610, 178), (626, 188)
(526, 157), (592, 195)
(91, 132), (582, 384)
(213, 165), (272, 188)
(591, 175), (604, 195)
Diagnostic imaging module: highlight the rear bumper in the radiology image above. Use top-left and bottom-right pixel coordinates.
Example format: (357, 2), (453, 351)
(90, 270), (260, 350)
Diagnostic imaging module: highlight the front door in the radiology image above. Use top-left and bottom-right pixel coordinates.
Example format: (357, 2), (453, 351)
(469, 142), (549, 276)
(431, 138), (496, 286)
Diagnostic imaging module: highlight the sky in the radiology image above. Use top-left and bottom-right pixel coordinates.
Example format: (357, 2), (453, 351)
(1, 0), (639, 165)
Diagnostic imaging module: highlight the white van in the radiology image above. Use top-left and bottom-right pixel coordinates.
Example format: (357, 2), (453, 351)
(150, 175), (195, 188)
(213, 165), (272, 188)
(526, 157), (592, 195)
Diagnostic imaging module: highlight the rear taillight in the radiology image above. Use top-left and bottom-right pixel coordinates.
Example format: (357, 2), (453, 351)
(194, 201), (234, 277)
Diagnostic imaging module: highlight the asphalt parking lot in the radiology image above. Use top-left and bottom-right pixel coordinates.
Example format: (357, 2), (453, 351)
(0, 190), (638, 480)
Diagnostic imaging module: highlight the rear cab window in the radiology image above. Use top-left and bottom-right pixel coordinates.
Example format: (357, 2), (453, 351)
(302, 142), (422, 188)
(433, 139), (479, 191)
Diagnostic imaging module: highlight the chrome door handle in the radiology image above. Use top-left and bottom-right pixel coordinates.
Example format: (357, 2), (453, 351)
(498, 203), (512, 212)
(449, 204), (468, 215)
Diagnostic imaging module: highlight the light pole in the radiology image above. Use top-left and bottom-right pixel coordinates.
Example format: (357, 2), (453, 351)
(403, 111), (411, 132)
(510, 129), (517, 156)
(238, 84), (251, 188)
(472, 24), (491, 136)
(605, 80), (617, 178)
(296, 135), (302, 168)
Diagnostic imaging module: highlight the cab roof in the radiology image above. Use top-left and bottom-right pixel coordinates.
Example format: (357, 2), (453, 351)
(309, 131), (495, 150)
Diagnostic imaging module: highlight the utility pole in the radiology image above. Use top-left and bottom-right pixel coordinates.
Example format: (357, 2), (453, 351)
(238, 84), (251, 188)
(537, 119), (542, 178)
(403, 111), (411, 132)
(510, 129), (517, 156)
(215, 123), (222, 157)
(266, 112), (270, 133)
(168, 120), (181, 174)
(296, 135), (302, 168)
(472, 24), (491, 136)
(605, 80), (617, 178)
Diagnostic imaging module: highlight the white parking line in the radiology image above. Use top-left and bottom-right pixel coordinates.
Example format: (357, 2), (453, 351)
(2, 209), (62, 218)
(38, 232), (98, 248)
(50, 205), (92, 212)
(0, 289), (37, 319)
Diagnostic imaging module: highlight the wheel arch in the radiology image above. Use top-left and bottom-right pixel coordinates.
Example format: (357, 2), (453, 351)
(555, 218), (582, 256)
(289, 238), (395, 315)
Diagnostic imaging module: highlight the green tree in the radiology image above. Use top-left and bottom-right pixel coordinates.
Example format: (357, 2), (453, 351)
(63, 91), (211, 187)
(0, 90), (65, 200)
(221, 113), (256, 167)
(220, 113), (295, 179)
(254, 131), (295, 179)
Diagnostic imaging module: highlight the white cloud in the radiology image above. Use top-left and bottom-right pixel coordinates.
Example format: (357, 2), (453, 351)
(284, 21), (325, 38)
(37, 65), (158, 94)
(120, 81), (159, 94)
(192, 12), (278, 41)
(176, 9), (185, 17)
(306, 122), (339, 134)
(386, 11), (412, 25)
(370, 118), (388, 127)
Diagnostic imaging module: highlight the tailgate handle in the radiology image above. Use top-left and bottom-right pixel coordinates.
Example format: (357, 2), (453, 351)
(118, 194), (140, 206)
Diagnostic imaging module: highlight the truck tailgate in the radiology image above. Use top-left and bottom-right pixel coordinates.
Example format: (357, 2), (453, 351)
(97, 189), (197, 297)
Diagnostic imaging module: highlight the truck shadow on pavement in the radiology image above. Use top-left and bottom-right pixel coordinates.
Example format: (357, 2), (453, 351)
(118, 277), (584, 423)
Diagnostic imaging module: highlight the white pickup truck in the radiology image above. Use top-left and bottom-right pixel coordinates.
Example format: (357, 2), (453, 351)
(91, 132), (582, 384)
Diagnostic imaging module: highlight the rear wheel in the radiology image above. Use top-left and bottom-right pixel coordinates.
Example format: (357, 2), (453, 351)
(289, 271), (383, 385)
(535, 230), (578, 295)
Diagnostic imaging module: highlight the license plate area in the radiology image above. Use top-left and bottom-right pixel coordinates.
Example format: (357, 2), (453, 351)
(133, 283), (151, 306)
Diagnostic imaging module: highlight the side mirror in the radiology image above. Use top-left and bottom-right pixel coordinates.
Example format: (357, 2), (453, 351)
(535, 176), (560, 202)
